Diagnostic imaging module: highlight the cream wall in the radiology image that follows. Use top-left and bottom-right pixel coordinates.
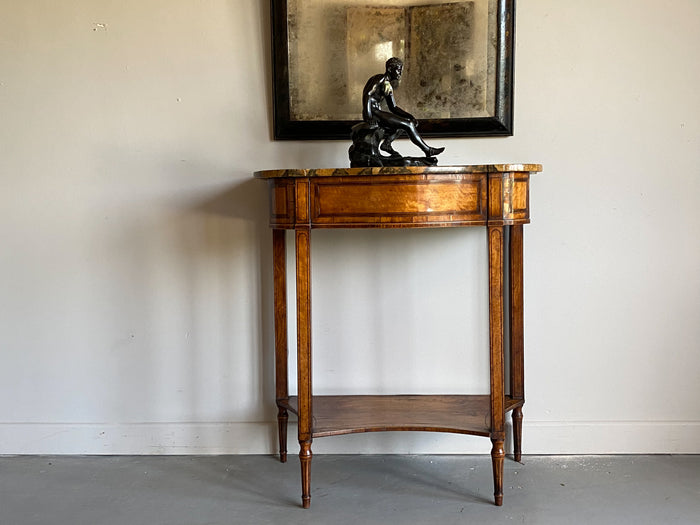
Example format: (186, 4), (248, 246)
(1, 0), (698, 454)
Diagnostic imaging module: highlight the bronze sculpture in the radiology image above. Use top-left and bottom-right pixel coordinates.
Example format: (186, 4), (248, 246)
(349, 57), (445, 167)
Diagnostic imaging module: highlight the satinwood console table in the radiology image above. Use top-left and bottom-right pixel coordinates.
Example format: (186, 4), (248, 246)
(254, 164), (542, 508)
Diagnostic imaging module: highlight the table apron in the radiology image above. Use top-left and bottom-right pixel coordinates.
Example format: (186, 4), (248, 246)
(267, 172), (530, 229)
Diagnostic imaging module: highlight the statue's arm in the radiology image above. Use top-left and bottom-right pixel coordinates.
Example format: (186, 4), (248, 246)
(386, 92), (417, 124)
(362, 95), (374, 122)
(362, 74), (384, 122)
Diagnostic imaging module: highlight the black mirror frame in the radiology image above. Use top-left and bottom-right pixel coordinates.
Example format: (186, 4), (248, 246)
(271, 0), (515, 141)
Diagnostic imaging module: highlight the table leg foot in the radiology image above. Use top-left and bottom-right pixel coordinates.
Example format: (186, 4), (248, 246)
(512, 407), (523, 463)
(300, 441), (312, 508)
(277, 407), (288, 463)
(491, 437), (505, 506)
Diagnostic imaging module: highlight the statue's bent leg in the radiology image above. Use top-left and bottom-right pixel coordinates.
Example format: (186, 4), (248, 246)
(380, 129), (403, 156)
(375, 112), (444, 158)
(403, 122), (444, 157)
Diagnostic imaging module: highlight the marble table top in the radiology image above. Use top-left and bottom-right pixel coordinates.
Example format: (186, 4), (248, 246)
(254, 164), (542, 179)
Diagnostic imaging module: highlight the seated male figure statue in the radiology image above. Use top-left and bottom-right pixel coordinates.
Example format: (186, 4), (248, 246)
(361, 57), (444, 159)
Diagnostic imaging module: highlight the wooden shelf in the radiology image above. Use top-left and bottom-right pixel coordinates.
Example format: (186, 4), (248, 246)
(280, 395), (501, 438)
(505, 395), (524, 412)
(280, 395), (524, 438)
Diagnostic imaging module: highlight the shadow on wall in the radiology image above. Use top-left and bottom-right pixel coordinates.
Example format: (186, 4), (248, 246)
(95, 163), (277, 453)
(186, 175), (276, 427)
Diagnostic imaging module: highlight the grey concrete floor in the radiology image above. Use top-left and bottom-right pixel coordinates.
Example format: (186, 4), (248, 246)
(1, 455), (698, 525)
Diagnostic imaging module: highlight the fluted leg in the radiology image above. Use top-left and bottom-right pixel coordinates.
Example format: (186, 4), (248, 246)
(512, 407), (523, 463)
(277, 407), (288, 463)
(491, 438), (505, 506)
(509, 225), (525, 465)
(488, 225), (506, 506)
(273, 229), (289, 463)
(295, 220), (313, 509)
(299, 441), (312, 509)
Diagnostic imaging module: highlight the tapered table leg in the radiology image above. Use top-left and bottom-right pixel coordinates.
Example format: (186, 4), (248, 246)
(509, 224), (525, 463)
(273, 229), (289, 462)
(299, 441), (312, 509)
(488, 225), (506, 506)
(296, 227), (313, 508)
(491, 437), (505, 506)
(512, 407), (523, 463)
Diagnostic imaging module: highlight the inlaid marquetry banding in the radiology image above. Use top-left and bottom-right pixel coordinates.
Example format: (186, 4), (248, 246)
(270, 180), (295, 227)
(311, 175), (487, 226)
(294, 179), (310, 225)
(502, 173), (530, 219)
(487, 172), (530, 224)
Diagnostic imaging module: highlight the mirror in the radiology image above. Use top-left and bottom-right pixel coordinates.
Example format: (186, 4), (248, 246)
(271, 0), (514, 140)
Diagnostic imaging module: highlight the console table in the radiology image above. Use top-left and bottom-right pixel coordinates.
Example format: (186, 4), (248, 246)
(254, 164), (541, 508)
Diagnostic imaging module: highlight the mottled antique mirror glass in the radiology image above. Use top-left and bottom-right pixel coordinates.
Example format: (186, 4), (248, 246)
(271, 0), (514, 140)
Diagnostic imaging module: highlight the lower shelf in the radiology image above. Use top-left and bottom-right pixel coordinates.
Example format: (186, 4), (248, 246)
(279, 395), (523, 438)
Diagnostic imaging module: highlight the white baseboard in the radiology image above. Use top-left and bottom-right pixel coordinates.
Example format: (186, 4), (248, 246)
(1, 420), (698, 455)
(0, 422), (276, 455)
